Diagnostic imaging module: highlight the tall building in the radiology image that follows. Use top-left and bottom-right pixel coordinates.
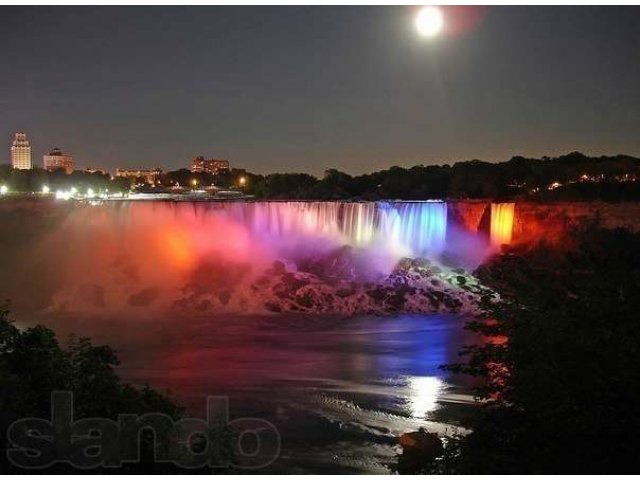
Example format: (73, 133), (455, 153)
(191, 156), (230, 175)
(43, 147), (74, 174)
(11, 132), (32, 170)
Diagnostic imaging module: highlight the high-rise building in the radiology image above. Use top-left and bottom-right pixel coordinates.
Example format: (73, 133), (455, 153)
(191, 156), (230, 175)
(11, 132), (32, 170)
(43, 147), (74, 174)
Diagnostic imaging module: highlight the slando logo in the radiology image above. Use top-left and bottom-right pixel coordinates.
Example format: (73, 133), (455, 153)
(6, 391), (281, 470)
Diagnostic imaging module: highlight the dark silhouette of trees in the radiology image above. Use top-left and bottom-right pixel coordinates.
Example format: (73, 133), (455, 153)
(0, 167), (127, 194)
(439, 228), (640, 473)
(0, 306), (184, 473)
(240, 152), (640, 201)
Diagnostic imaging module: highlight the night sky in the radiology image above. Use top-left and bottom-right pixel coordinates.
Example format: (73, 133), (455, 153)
(1, 6), (639, 176)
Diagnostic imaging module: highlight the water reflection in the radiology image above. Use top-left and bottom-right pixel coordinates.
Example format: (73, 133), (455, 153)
(408, 376), (445, 418)
(31, 311), (475, 473)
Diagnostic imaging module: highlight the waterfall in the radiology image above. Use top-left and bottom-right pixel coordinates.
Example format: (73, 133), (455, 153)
(378, 202), (447, 255)
(134, 201), (450, 256)
(239, 201), (448, 254)
(240, 202), (343, 240)
(490, 203), (515, 247)
(341, 203), (376, 246)
(228, 201), (449, 254)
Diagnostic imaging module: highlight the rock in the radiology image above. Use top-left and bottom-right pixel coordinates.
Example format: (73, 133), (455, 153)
(336, 287), (356, 298)
(399, 428), (444, 459)
(396, 257), (414, 271)
(412, 257), (431, 269)
(367, 287), (388, 302)
(298, 245), (385, 282)
(270, 261), (286, 276)
(386, 292), (407, 311)
(295, 292), (315, 308)
(264, 302), (282, 313)
(170, 245), (496, 316)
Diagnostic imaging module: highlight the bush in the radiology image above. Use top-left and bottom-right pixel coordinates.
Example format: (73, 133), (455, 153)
(443, 228), (640, 473)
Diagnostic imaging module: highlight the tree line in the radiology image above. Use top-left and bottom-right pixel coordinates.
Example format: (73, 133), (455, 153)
(243, 152), (640, 201)
(0, 165), (130, 194)
(3, 151), (640, 200)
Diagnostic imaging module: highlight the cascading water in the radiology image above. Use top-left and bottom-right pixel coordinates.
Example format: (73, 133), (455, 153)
(490, 203), (515, 247)
(340, 203), (377, 247)
(0, 199), (502, 316)
(210, 201), (448, 255)
(378, 202), (447, 256)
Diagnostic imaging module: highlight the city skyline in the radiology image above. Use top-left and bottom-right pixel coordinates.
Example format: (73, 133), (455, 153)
(2, 6), (640, 176)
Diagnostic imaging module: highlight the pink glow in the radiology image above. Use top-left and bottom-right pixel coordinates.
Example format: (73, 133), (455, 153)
(0, 200), (505, 317)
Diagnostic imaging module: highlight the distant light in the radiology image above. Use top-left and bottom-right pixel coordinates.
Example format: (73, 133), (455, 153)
(0, 185), (8, 195)
(86, 188), (95, 198)
(415, 6), (444, 37)
(191, 179), (198, 187)
(55, 190), (71, 201)
(70, 187), (78, 194)
(239, 176), (247, 186)
(42, 185), (50, 194)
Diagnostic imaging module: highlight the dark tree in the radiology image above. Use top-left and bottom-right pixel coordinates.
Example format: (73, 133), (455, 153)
(442, 228), (640, 474)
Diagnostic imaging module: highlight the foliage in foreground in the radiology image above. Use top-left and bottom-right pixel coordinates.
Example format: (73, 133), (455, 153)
(440, 227), (640, 473)
(0, 307), (234, 473)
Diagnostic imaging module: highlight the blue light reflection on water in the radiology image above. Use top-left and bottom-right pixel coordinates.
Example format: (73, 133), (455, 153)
(38, 311), (475, 473)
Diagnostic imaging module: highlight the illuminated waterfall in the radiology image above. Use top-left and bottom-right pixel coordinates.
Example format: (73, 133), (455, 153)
(213, 201), (448, 254)
(379, 202), (447, 255)
(341, 203), (376, 246)
(490, 203), (515, 247)
(239, 202), (343, 239)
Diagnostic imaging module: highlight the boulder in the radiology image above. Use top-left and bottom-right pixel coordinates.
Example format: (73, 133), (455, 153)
(399, 428), (444, 460)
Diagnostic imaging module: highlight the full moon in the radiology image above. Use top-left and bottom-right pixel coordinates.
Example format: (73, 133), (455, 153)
(415, 6), (444, 37)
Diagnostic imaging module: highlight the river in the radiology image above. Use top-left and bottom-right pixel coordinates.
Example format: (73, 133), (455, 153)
(36, 312), (477, 473)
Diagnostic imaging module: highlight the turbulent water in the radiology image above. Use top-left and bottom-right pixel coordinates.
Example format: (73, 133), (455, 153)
(0, 200), (508, 317)
(0, 199), (502, 472)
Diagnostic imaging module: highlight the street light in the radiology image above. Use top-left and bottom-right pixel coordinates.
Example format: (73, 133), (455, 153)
(238, 176), (247, 187)
(0, 185), (8, 195)
(42, 185), (50, 194)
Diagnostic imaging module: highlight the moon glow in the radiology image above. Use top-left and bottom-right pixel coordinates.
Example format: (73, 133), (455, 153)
(415, 6), (444, 38)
